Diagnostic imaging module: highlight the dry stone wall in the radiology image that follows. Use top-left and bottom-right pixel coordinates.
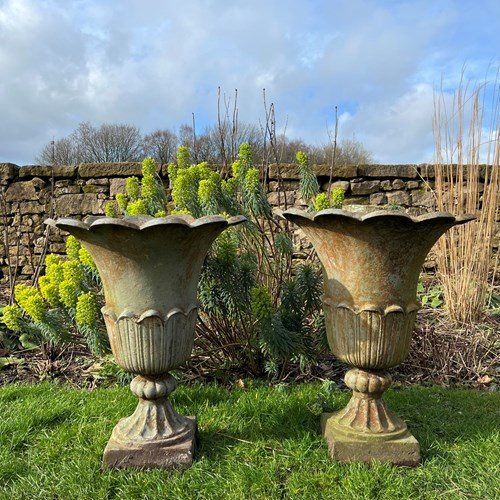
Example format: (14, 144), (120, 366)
(265, 163), (440, 212)
(0, 162), (497, 295)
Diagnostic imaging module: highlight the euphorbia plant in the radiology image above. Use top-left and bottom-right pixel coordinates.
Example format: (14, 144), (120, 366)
(1, 236), (106, 354)
(2, 149), (336, 378)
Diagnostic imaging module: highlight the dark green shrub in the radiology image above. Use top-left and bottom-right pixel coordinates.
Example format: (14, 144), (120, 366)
(164, 144), (325, 376)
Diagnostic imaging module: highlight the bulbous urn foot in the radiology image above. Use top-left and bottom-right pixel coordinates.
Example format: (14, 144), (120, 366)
(321, 369), (420, 466)
(102, 375), (196, 470)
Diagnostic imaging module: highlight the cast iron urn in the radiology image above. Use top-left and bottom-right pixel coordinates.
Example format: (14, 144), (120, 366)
(47, 214), (245, 470)
(283, 208), (474, 466)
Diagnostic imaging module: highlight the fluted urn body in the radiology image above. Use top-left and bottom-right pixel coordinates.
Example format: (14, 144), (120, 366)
(283, 208), (473, 465)
(47, 214), (245, 469)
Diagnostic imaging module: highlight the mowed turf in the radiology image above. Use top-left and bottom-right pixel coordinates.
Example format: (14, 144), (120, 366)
(0, 381), (498, 499)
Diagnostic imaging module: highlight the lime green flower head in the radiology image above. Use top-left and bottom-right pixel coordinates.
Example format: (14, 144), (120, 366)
(244, 168), (260, 193)
(66, 235), (81, 261)
(238, 143), (252, 164)
(176, 146), (191, 170)
(126, 177), (140, 201)
(195, 162), (212, 181)
(45, 254), (64, 284)
(105, 201), (118, 218)
(78, 247), (96, 269)
(141, 157), (157, 177)
(2, 304), (23, 331)
(45, 254), (62, 268)
(171, 168), (197, 214)
(62, 260), (84, 283)
(39, 275), (60, 307)
(116, 193), (128, 211)
(75, 292), (98, 327)
(313, 193), (330, 211)
(198, 179), (212, 205)
(167, 162), (178, 185)
(14, 283), (34, 306)
(140, 173), (158, 204)
(198, 172), (221, 206)
(170, 208), (191, 215)
(330, 187), (345, 209)
(59, 279), (79, 309)
(127, 198), (148, 215)
(296, 150), (308, 167)
(15, 284), (45, 322)
(231, 160), (242, 180)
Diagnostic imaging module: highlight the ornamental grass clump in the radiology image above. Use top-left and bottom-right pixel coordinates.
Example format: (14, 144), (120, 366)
(433, 79), (500, 324)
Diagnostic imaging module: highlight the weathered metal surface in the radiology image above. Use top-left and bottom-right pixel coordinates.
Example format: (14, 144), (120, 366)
(102, 305), (198, 374)
(283, 209), (474, 315)
(46, 214), (245, 469)
(335, 369), (407, 437)
(321, 411), (420, 466)
(325, 304), (416, 369)
(102, 375), (197, 470)
(46, 215), (245, 328)
(283, 208), (474, 465)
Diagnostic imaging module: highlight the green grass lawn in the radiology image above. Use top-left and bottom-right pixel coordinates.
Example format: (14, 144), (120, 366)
(0, 381), (498, 499)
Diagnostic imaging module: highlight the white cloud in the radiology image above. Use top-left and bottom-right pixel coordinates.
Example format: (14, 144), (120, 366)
(340, 84), (437, 163)
(0, 0), (498, 164)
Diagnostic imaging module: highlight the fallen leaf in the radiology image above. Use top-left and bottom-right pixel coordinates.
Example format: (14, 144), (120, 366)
(478, 375), (493, 385)
(0, 356), (24, 369)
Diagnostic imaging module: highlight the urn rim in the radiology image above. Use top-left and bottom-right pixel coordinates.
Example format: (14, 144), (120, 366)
(281, 207), (475, 225)
(45, 213), (246, 232)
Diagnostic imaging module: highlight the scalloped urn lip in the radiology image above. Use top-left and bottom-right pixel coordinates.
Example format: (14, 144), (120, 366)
(281, 207), (475, 226)
(101, 304), (198, 323)
(45, 213), (247, 232)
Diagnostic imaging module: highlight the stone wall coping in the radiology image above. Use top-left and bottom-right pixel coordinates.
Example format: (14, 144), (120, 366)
(78, 162), (144, 178)
(0, 162), (495, 183)
(18, 165), (76, 179)
(0, 162), (19, 180)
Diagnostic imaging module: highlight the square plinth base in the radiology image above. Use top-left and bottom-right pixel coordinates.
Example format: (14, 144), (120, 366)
(321, 413), (420, 467)
(102, 417), (197, 470)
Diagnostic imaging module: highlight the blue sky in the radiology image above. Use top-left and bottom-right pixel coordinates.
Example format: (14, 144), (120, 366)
(0, 0), (498, 164)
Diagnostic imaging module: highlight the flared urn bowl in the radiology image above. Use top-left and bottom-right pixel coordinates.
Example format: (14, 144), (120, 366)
(47, 214), (245, 469)
(283, 208), (474, 465)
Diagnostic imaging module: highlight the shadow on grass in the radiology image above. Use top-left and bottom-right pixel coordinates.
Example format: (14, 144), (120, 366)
(5, 408), (74, 453)
(193, 385), (499, 464)
(31, 408), (74, 430)
(195, 394), (330, 462)
(172, 384), (245, 407)
(386, 387), (499, 462)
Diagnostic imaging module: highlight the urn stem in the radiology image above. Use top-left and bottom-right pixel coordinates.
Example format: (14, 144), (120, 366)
(102, 375), (197, 469)
(335, 369), (407, 436)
